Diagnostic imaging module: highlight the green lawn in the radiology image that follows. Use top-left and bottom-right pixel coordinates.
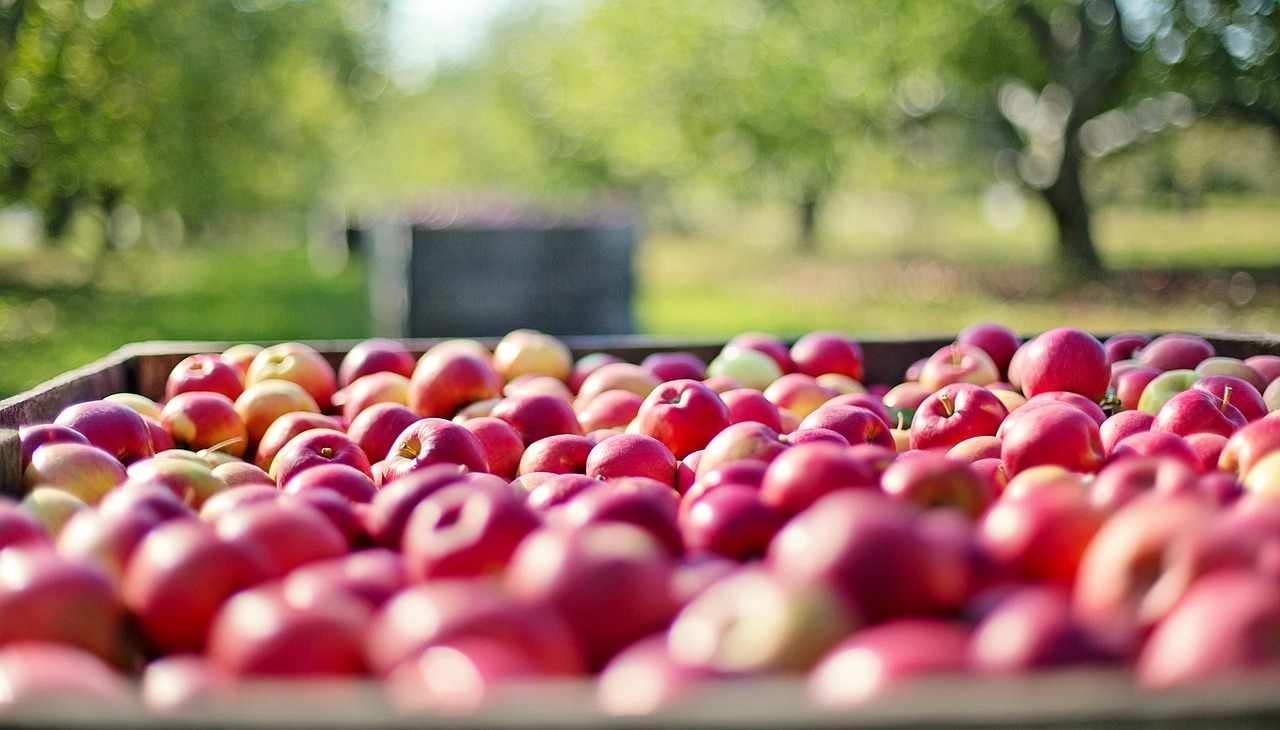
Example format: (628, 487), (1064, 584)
(2, 198), (1278, 399)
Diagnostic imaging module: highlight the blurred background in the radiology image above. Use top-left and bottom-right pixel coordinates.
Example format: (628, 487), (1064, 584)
(1, 0), (1278, 397)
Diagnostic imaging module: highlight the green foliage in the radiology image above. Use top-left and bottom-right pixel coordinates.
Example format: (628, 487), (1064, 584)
(0, 0), (383, 238)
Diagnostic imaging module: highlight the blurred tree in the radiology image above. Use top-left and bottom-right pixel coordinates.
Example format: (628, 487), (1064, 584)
(495, 1), (942, 254)
(931, 0), (1278, 273)
(0, 0), (383, 242)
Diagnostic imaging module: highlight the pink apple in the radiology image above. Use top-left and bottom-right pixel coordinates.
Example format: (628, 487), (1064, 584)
(758, 442), (882, 515)
(557, 478), (682, 557)
(333, 371), (410, 423)
(957, 321), (1021, 379)
(881, 382), (932, 426)
(166, 353), (245, 402)
(0, 545), (122, 661)
(525, 472), (603, 512)
(808, 618), (971, 707)
(879, 451), (995, 519)
(1246, 355), (1280, 386)
(1220, 414), (1280, 477)
(719, 387), (784, 431)
(1103, 333), (1151, 364)
(726, 332), (795, 374)
(1152, 387), (1247, 438)
(977, 478), (1105, 585)
(584, 433), (678, 487)
(1112, 365), (1163, 412)
(569, 352), (623, 394)
(1100, 410), (1155, 458)
(1192, 374), (1268, 423)
(364, 463), (476, 549)
(1137, 333), (1215, 372)
(641, 351), (707, 382)
(215, 498), (348, 579)
(1022, 391), (1107, 425)
(491, 391), (583, 446)
(338, 337), (416, 388)
(762, 373), (838, 420)
(680, 484), (786, 561)
(401, 480), (541, 579)
(252, 410), (345, 472)
(798, 403), (894, 450)
(968, 584), (1120, 673)
(575, 389), (644, 433)
(999, 403), (1105, 477)
(282, 462), (378, 503)
(0, 642), (131, 710)
(24, 442), (127, 505)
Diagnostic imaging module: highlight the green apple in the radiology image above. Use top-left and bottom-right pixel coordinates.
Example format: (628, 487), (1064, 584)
(1137, 369), (1203, 415)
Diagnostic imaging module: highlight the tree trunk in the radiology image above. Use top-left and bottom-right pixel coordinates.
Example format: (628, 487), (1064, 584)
(797, 193), (820, 255)
(1038, 140), (1101, 275)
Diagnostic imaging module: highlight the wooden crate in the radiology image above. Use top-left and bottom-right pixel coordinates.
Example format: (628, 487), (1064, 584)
(3, 332), (1280, 727)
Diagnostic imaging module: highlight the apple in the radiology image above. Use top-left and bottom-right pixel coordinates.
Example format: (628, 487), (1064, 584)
(1151, 387), (1247, 438)
(209, 460), (273, 489)
(289, 488), (369, 550)
(506, 374), (576, 402)
(1103, 333), (1151, 364)
(367, 577), (586, 678)
(584, 433), (678, 487)
(1186, 432), (1230, 474)
(634, 379), (731, 460)
(460, 416), (525, 481)
(379, 418), (488, 483)
(641, 351), (707, 382)
(333, 371), (410, 423)
(667, 565), (857, 674)
(518, 434), (595, 476)
(881, 382), (932, 427)
(24, 442), (127, 505)
(999, 403), (1104, 477)
(215, 498), (348, 579)
(1245, 355), (1280, 386)
(244, 342), (338, 411)
(1021, 391), (1106, 425)
(1100, 410), (1155, 457)
(282, 462), (378, 503)
(525, 473), (604, 512)
(916, 343), (1000, 392)
(505, 522), (680, 670)
(823, 392), (893, 427)
(1112, 365), (1162, 412)
(768, 490), (968, 622)
(1243, 450), (1280, 495)
(1192, 374), (1268, 423)
(569, 352), (623, 394)
(762, 373), (837, 420)
(694, 422), (787, 480)
(798, 404), (894, 450)
(680, 484), (786, 561)
(123, 518), (271, 653)
(53, 399), (153, 464)
(1196, 357), (1269, 394)
(575, 389), (644, 433)
(17, 488), (88, 538)
(575, 362), (661, 406)
(400, 481), (541, 579)
(719, 387), (784, 432)
(103, 392), (163, 421)
(968, 584), (1120, 674)
(555, 477), (682, 556)
(1220, 414), (1280, 478)
(726, 332), (795, 374)
(879, 451), (995, 520)
(233, 379), (320, 451)
(268, 428), (373, 486)
(491, 392), (583, 446)
(0, 545), (122, 661)
(207, 582), (366, 677)
(346, 402), (421, 468)
(338, 337), (416, 388)
(808, 618), (971, 707)
(1014, 328), (1110, 403)
(251, 411), (344, 471)
(0, 498), (51, 550)
(491, 329), (573, 383)
(957, 321), (1020, 379)
(408, 349), (502, 419)
(909, 382), (1008, 452)
(18, 424), (91, 473)
(706, 346), (783, 391)
(166, 353), (244, 402)
(0, 642), (131, 710)
(124, 455), (226, 509)
(1137, 569), (1280, 690)
(1137, 333), (1215, 372)
(160, 391), (248, 460)
(364, 464), (474, 548)
(597, 634), (720, 716)
(790, 331), (864, 382)
(977, 476), (1106, 585)
(282, 548), (407, 612)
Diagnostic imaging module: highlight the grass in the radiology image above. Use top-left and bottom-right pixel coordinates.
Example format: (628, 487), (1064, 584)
(1, 196), (1278, 399)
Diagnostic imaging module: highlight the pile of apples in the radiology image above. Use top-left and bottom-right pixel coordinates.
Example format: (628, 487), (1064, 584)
(8, 324), (1280, 715)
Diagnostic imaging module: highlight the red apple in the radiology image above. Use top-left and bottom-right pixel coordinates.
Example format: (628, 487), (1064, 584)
(909, 382), (1008, 452)
(401, 481), (541, 579)
(491, 392), (583, 446)
(1100, 410), (1155, 458)
(460, 416), (525, 480)
(680, 484), (786, 561)
(916, 343), (1000, 392)
(1113, 365), (1163, 412)
(18, 424), (91, 473)
(269, 428), (372, 486)
(345, 402), (421, 468)
(575, 389), (644, 433)
(798, 404), (894, 450)
(999, 403), (1105, 477)
(408, 349), (502, 419)
(282, 462), (378, 503)
(24, 442), (127, 505)
(1103, 333), (1151, 364)
(790, 331), (864, 381)
(379, 418), (489, 483)
(518, 434), (594, 476)
(968, 584), (1121, 674)
(879, 451), (995, 519)
(0, 545), (122, 661)
(1220, 414), (1280, 478)
(808, 618), (971, 707)
(338, 337), (416, 388)
(957, 322), (1021, 379)
(759, 442), (881, 516)
(977, 477), (1105, 585)
(233, 379), (321, 451)
(333, 371), (410, 423)
(634, 379), (731, 460)
(1246, 355), (1280, 386)
(0, 642), (131, 710)
(525, 473), (602, 512)
(575, 362), (661, 407)
(252, 411), (344, 471)
(1152, 387), (1247, 438)
(364, 463), (474, 549)
(245, 342), (338, 411)
(160, 391), (247, 460)
(641, 351), (707, 382)
(1192, 374), (1268, 423)
(215, 498), (348, 579)
(762, 373), (837, 420)
(1015, 328), (1110, 402)
(719, 387), (785, 431)
(569, 352), (623, 394)
(1196, 357), (1270, 394)
(53, 399), (153, 464)
(166, 353), (245, 402)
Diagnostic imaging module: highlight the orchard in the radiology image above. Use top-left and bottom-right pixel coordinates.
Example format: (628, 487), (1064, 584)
(6, 325), (1280, 716)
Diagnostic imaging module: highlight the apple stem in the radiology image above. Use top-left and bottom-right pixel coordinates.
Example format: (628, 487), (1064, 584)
(949, 344), (961, 366)
(939, 392), (954, 418)
(897, 412), (906, 430)
(399, 442), (419, 459)
(199, 436), (245, 457)
(1221, 385), (1233, 413)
